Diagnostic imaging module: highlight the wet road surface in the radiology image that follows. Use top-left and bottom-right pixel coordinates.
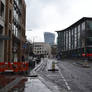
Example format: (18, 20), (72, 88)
(0, 58), (92, 92)
(58, 59), (92, 92)
(36, 59), (69, 92)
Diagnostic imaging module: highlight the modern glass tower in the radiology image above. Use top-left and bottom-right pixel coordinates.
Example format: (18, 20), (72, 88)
(44, 32), (55, 45)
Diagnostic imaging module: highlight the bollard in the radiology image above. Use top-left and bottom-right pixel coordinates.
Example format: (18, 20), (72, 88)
(48, 61), (58, 71)
(52, 61), (55, 70)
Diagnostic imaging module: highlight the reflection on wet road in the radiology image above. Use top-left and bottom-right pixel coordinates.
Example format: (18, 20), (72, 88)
(0, 58), (92, 92)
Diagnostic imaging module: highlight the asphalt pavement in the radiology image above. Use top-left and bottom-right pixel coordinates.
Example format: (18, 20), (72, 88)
(36, 59), (69, 92)
(0, 58), (92, 92)
(58, 59), (92, 92)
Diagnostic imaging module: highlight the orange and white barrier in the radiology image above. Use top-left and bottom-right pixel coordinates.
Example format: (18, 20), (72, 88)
(0, 62), (29, 72)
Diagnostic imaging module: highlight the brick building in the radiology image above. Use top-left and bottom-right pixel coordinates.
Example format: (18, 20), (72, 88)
(0, 0), (26, 62)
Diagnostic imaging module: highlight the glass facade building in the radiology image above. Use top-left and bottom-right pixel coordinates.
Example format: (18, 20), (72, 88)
(57, 17), (92, 59)
(44, 32), (55, 45)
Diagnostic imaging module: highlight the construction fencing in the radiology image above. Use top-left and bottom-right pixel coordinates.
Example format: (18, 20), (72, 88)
(0, 62), (29, 72)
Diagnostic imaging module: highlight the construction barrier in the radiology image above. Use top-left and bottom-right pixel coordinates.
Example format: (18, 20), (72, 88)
(0, 62), (29, 72)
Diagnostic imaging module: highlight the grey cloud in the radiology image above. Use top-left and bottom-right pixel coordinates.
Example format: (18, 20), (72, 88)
(26, 0), (46, 29)
(25, 0), (92, 42)
(26, 0), (92, 30)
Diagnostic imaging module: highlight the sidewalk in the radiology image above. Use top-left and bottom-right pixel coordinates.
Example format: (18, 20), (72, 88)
(24, 58), (53, 92)
(24, 77), (52, 92)
(25, 58), (60, 92)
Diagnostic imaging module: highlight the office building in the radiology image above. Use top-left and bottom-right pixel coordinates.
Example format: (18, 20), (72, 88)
(44, 32), (55, 45)
(33, 42), (51, 58)
(57, 17), (92, 60)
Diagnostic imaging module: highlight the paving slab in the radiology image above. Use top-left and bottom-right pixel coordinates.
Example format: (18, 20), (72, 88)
(24, 77), (52, 92)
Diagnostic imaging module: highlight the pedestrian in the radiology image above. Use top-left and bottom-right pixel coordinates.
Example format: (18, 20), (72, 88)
(22, 56), (25, 62)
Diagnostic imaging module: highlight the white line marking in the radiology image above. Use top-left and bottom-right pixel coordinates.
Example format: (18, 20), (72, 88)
(59, 69), (71, 91)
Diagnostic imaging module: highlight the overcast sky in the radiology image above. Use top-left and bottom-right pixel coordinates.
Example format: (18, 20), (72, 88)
(25, 0), (92, 43)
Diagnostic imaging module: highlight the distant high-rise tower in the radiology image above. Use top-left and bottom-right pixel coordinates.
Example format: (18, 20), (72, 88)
(44, 32), (55, 45)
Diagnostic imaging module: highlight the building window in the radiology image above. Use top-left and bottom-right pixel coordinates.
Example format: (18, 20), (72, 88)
(87, 20), (92, 30)
(0, 2), (4, 18)
(0, 26), (3, 34)
(74, 28), (77, 49)
(37, 51), (39, 54)
(71, 29), (74, 49)
(78, 25), (80, 48)
(87, 37), (92, 45)
(69, 30), (71, 50)
(81, 22), (85, 31)
(9, 30), (11, 37)
(66, 31), (68, 50)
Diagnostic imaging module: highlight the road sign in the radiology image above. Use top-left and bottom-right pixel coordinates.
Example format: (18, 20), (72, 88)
(23, 44), (27, 48)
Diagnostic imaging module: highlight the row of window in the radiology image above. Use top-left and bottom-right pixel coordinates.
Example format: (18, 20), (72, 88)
(0, 25), (3, 34)
(58, 22), (86, 51)
(13, 0), (21, 23)
(34, 51), (47, 54)
(34, 47), (43, 50)
(14, 0), (22, 8)
(12, 1), (22, 39)
(34, 48), (47, 52)
(12, 23), (21, 39)
(34, 45), (42, 48)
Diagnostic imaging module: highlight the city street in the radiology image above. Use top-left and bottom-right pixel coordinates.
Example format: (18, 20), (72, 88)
(0, 58), (92, 92)
(1, 0), (92, 92)
(58, 59), (92, 92)
(35, 58), (92, 92)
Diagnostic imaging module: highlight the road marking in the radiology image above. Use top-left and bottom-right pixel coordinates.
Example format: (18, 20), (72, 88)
(39, 76), (60, 92)
(59, 69), (72, 91)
